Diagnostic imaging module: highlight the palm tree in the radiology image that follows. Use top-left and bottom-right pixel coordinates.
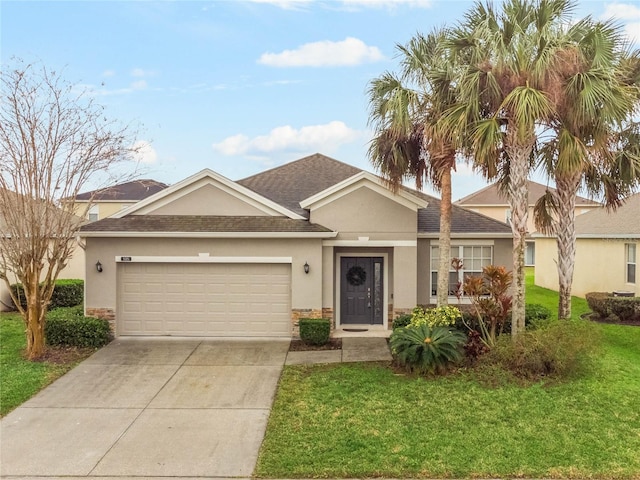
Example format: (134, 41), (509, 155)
(368, 30), (460, 306)
(447, 0), (575, 335)
(534, 20), (640, 319)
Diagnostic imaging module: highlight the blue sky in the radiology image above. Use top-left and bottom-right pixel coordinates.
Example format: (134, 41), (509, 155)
(3, 0), (640, 199)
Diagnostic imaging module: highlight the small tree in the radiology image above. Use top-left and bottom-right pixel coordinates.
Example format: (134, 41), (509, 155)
(0, 60), (139, 359)
(463, 265), (513, 348)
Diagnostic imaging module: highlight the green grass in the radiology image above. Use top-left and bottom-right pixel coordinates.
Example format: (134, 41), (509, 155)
(256, 270), (640, 479)
(525, 266), (591, 321)
(0, 311), (93, 416)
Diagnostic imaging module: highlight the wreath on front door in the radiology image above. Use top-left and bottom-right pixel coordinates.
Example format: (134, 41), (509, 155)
(346, 265), (367, 286)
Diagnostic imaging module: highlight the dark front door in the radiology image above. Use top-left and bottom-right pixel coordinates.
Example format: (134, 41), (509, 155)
(340, 257), (383, 325)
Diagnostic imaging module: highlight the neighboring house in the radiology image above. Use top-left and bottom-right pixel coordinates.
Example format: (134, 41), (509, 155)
(80, 153), (512, 337)
(535, 192), (640, 297)
(75, 179), (168, 221)
(456, 180), (601, 266)
(0, 194), (85, 312)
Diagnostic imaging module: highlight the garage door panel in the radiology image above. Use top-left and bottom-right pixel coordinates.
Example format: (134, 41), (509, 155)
(118, 262), (291, 336)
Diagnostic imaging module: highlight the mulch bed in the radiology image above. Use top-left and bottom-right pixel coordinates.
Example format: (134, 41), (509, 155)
(289, 338), (342, 351)
(583, 313), (640, 326)
(26, 346), (96, 364)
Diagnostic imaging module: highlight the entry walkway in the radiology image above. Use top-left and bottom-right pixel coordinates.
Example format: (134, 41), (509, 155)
(285, 336), (392, 365)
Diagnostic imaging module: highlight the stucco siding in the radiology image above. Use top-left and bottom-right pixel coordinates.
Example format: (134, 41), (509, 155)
(535, 237), (640, 297)
(84, 237), (323, 313)
(142, 184), (269, 216)
(310, 186), (416, 240)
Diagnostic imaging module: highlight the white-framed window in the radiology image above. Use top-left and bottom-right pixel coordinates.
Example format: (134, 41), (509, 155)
(87, 204), (99, 222)
(626, 243), (636, 284)
(505, 209), (512, 225)
(430, 245), (493, 296)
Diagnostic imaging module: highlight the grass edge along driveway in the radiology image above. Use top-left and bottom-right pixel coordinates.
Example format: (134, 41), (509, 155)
(256, 280), (640, 479)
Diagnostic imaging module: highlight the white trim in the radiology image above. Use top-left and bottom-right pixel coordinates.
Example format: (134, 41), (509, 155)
(80, 231), (338, 239)
(300, 171), (428, 211)
(418, 233), (512, 239)
(429, 239), (495, 246)
(115, 255), (293, 264)
(532, 233), (640, 239)
(114, 169), (305, 220)
(323, 239), (416, 247)
(335, 252), (389, 330)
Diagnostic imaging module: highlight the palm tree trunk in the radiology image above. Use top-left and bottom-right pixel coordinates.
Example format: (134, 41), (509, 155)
(555, 172), (580, 320)
(506, 131), (533, 337)
(437, 166), (453, 306)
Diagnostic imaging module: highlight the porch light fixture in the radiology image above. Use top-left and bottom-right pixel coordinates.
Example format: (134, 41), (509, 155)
(95, 261), (103, 273)
(304, 262), (310, 274)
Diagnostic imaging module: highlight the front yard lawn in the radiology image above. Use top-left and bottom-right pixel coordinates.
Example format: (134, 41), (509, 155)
(0, 311), (95, 416)
(256, 274), (640, 479)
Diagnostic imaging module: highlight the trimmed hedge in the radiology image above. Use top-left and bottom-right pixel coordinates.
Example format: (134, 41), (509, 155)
(586, 292), (640, 322)
(299, 318), (331, 345)
(11, 279), (84, 310)
(392, 314), (412, 330)
(45, 306), (111, 348)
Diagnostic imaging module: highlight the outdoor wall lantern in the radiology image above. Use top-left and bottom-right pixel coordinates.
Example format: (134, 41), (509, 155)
(95, 261), (103, 273)
(304, 262), (310, 274)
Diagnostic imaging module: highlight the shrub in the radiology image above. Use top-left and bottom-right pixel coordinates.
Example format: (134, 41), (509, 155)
(392, 314), (412, 330)
(10, 279), (84, 310)
(585, 292), (611, 317)
(409, 305), (462, 328)
(389, 324), (467, 374)
(299, 318), (331, 345)
(481, 319), (599, 381)
(586, 292), (640, 322)
(45, 307), (111, 348)
(503, 303), (554, 334)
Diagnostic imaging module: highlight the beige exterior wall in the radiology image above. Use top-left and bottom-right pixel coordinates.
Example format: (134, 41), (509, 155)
(535, 237), (640, 297)
(74, 201), (135, 221)
(469, 205), (599, 234)
(0, 242), (85, 311)
(310, 186), (417, 240)
(145, 184), (269, 216)
(84, 237), (323, 314)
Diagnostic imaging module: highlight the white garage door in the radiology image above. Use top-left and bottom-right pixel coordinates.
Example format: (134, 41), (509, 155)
(118, 262), (291, 336)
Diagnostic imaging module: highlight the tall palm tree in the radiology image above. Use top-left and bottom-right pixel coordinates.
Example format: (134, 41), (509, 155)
(368, 30), (460, 306)
(447, 0), (575, 335)
(534, 20), (640, 319)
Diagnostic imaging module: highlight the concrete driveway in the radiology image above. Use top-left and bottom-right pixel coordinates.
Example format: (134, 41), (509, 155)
(0, 337), (290, 478)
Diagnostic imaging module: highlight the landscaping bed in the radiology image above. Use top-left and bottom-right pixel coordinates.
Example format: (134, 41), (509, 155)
(289, 338), (342, 351)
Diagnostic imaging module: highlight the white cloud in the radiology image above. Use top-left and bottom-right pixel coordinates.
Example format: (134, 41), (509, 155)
(248, 0), (431, 9)
(600, 3), (640, 43)
(601, 2), (640, 20)
(341, 0), (432, 9)
(102, 69), (116, 77)
(131, 68), (151, 77)
(132, 140), (158, 164)
(247, 0), (312, 9)
(130, 80), (148, 90)
(258, 37), (385, 67)
(212, 121), (362, 156)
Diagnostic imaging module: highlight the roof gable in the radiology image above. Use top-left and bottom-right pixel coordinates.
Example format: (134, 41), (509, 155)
(300, 171), (428, 212)
(456, 180), (600, 207)
(114, 169), (305, 220)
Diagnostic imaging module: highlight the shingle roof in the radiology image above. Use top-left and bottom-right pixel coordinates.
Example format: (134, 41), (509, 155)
(573, 193), (640, 237)
(76, 179), (168, 201)
(80, 215), (333, 233)
(238, 153), (512, 235)
(456, 180), (600, 206)
(237, 153), (361, 217)
(408, 189), (512, 234)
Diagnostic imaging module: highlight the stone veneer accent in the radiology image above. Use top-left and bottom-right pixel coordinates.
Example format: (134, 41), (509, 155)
(290, 308), (328, 337)
(86, 307), (116, 333)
